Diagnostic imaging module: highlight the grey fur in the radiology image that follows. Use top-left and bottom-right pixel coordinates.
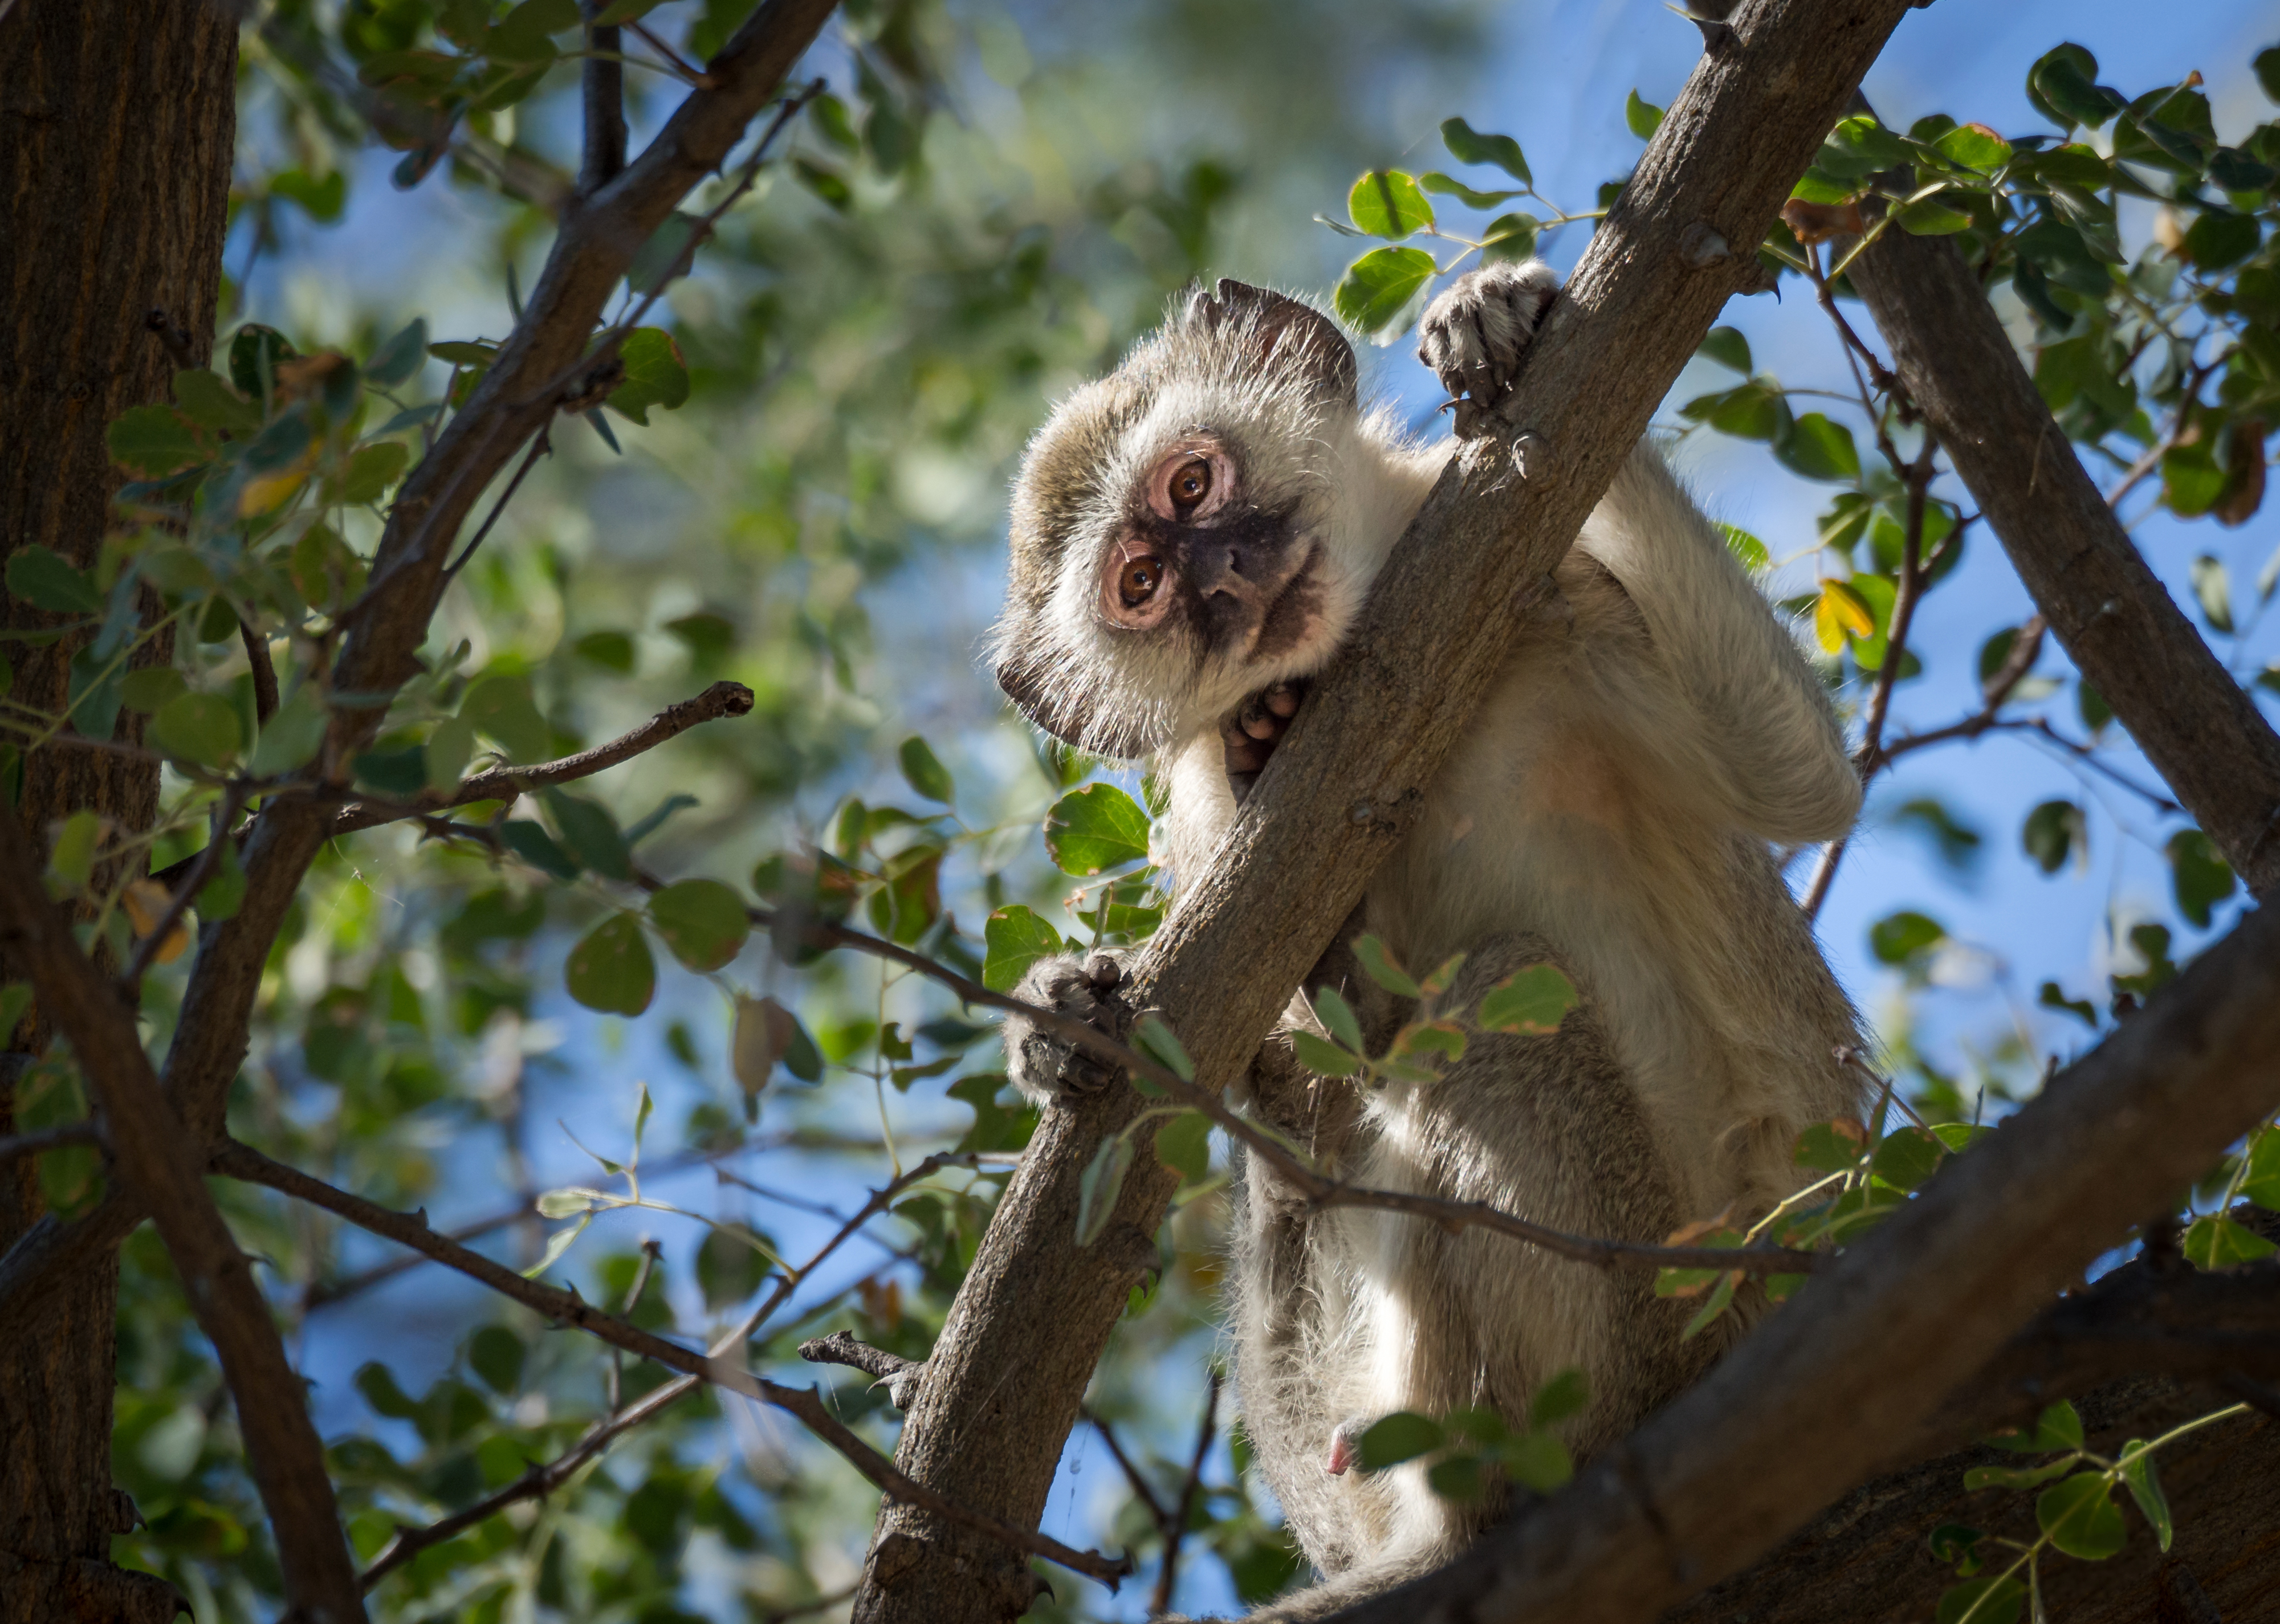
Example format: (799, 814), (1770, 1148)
(993, 260), (1865, 1619)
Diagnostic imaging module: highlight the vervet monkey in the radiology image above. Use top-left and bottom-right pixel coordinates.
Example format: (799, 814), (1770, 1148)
(991, 259), (1864, 1618)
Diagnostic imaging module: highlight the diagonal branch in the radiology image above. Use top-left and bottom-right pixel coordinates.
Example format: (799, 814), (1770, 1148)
(857, 3), (1925, 1614)
(207, 1138), (1131, 1589)
(327, 679), (755, 835)
(0, 803), (368, 1623)
(1846, 224), (2280, 897)
(1321, 904), (2280, 1622)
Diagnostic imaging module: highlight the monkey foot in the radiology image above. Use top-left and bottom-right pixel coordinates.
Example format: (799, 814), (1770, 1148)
(1223, 679), (1308, 801)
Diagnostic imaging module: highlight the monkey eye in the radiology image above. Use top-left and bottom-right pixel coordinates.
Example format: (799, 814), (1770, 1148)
(1167, 457), (1212, 516)
(1118, 556), (1162, 607)
(1145, 442), (1232, 522)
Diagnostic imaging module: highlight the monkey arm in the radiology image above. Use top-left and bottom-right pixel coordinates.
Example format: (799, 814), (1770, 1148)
(1575, 444), (1862, 845)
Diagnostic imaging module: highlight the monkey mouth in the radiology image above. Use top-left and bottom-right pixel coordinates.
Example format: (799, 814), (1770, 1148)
(1237, 544), (1328, 666)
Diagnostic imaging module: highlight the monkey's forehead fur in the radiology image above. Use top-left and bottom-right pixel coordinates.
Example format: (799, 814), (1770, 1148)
(990, 283), (1387, 759)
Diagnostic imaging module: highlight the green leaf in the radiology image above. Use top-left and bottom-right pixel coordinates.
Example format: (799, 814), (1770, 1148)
(2181, 1213), (2277, 1268)
(594, 0), (667, 25)
(150, 692), (245, 768)
(1076, 1134), (1135, 1245)
(2184, 211), (2261, 273)
(1871, 1125), (1947, 1190)
(367, 318), (429, 388)
(524, 1213), (590, 1279)
(1133, 1014), (1194, 1081)
(1333, 246), (1438, 335)
(1313, 985), (1365, 1051)
(335, 442), (409, 506)
(422, 715), (474, 793)
(1775, 412), (1860, 482)
(1937, 1576), (2024, 1624)
(49, 810), (100, 887)
(1680, 1271), (1738, 1339)
(227, 324), (297, 399)
(2119, 1445), (2173, 1552)
(544, 790), (631, 882)
(1794, 1119), (1868, 1174)
(1291, 1029), (1362, 1078)
(2022, 799), (2086, 875)
(120, 667), (186, 715)
(648, 879), (751, 972)
(1624, 89), (1664, 140)
(1935, 123), (2013, 172)
(604, 328), (691, 426)
(573, 630), (636, 673)
(172, 369), (262, 434)
(249, 683), (329, 777)
(2037, 981), (2098, 1027)
(2165, 830), (2235, 928)
(1987, 1400), (2085, 1454)
(1352, 934), (1422, 999)
(1697, 327), (1752, 374)
(500, 819), (579, 879)
(1869, 909), (1946, 965)
(1348, 170), (1434, 239)
(1717, 523), (1768, 572)
(1417, 172), (1524, 210)
(1043, 782), (1151, 876)
(107, 404), (205, 478)
(2029, 44), (2120, 130)
(487, 0), (579, 61)
(2036, 1471), (2126, 1560)
(898, 736), (955, 804)
(564, 914), (656, 1017)
(2163, 444), (2226, 517)
(1503, 1430), (1573, 1492)
(467, 1326), (526, 1394)
(6, 546), (104, 615)
(1529, 1367), (1589, 1428)
(458, 673), (550, 762)
(981, 906), (1066, 995)
(1478, 964), (1577, 1034)
(1356, 1411), (1443, 1471)
(195, 839), (245, 922)
(427, 340), (499, 366)
(2240, 1127), (2280, 1211)
(1479, 212), (1540, 265)
(355, 1361), (421, 1421)
(1154, 1109), (1211, 1184)
(1895, 195), (1973, 235)
(1440, 118), (1529, 183)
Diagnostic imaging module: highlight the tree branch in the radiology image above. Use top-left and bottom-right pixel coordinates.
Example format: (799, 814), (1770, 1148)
(207, 1138), (1131, 1589)
(578, 0), (628, 198)
(1317, 904), (2280, 1622)
(1847, 225), (2280, 897)
(327, 679), (755, 835)
(856, 3), (1923, 1615)
(0, 803), (368, 1623)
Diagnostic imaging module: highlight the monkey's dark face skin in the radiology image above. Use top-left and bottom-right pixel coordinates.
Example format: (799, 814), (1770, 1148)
(1098, 436), (1325, 666)
(991, 279), (1373, 761)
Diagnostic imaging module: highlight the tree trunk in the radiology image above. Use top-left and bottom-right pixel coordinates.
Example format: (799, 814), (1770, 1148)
(0, 4), (238, 1618)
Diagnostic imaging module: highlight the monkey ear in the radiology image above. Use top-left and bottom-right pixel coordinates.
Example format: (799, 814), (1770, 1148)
(1186, 279), (1359, 409)
(995, 656), (1098, 749)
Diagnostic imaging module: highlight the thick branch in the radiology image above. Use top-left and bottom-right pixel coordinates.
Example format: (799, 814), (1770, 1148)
(1319, 904), (2280, 1622)
(859, 2), (1923, 1618)
(207, 1139), (1130, 1589)
(1846, 227), (2280, 897)
(0, 805), (367, 1622)
(327, 679), (754, 835)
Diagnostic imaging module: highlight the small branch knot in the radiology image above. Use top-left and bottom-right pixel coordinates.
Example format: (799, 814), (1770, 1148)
(1680, 221), (1731, 267)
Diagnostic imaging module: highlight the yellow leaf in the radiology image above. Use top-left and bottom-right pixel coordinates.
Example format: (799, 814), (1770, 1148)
(1812, 590), (1845, 652)
(239, 464), (312, 517)
(121, 879), (189, 962)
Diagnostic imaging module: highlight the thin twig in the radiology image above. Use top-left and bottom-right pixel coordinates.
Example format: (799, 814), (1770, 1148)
(627, 17), (711, 85)
(1151, 1370), (1221, 1615)
(238, 619), (279, 725)
(326, 680), (755, 835)
(211, 1138), (1130, 1589)
(443, 425), (551, 580)
(1084, 1410), (1171, 1529)
(579, 0), (629, 198)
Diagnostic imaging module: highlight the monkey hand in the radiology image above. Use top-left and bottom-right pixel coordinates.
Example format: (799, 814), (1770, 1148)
(1418, 257), (1561, 434)
(1001, 950), (1134, 1107)
(1222, 679), (1306, 803)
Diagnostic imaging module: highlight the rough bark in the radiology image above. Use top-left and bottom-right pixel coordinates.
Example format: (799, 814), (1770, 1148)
(1317, 904), (2280, 1622)
(853, 2), (1921, 1618)
(1847, 226), (2280, 898)
(0, 3), (237, 1618)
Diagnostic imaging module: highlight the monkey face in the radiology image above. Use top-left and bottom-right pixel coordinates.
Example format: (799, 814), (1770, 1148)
(992, 279), (1375, 760)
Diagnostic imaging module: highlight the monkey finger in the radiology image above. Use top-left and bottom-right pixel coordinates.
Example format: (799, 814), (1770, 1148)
(1241, 711), (1277, 740)
(1264, 684), (1301, 718)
